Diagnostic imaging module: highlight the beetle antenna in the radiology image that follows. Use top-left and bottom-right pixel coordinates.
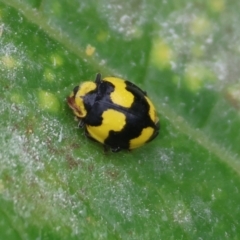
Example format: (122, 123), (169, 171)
(95, 73), (102, 84)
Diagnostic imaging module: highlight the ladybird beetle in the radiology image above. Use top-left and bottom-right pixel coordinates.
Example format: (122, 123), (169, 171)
(67, 73), (159, 152)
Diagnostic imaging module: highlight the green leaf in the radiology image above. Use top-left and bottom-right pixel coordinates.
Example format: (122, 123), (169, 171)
(1, 0), (240, 239)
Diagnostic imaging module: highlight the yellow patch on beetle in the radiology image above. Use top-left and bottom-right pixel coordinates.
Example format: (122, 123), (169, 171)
(86, 109), (126, 143)
(145, 96), (158, 124)
(74, 81), (96, 117)
(130, 127), (154, 149)
(104, 77), (134, 108)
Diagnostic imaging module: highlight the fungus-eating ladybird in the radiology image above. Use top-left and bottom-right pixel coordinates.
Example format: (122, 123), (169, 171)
(67, 73), (159, 152)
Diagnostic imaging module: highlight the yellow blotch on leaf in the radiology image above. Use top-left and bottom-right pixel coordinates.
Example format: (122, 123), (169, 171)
(10, 93), (24, 104)
(50, 54), (63, 67)
(1, 56), (16, 68)
(190, 16), (211, 36)
(209, 0), (225, 13)
(44, 68), (55, 82)
(85, 44), (96, 56)
(38, 90), (60, 113)
(151, 39), (173, 69)
(184, 63), (216, 92)
(97, 31), (108, 42)
(51, 2), (62, 16)
(191, 44), (205, 58)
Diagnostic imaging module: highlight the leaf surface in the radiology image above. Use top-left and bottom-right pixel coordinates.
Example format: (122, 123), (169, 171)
(0, 0), (240, 239)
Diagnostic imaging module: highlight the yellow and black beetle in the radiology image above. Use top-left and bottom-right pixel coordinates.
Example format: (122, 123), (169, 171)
(67, 73), (159, 152)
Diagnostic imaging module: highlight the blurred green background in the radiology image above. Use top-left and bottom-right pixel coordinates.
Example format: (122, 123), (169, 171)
(1, 0), (240, 239)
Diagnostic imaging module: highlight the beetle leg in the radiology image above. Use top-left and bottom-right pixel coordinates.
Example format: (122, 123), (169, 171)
(84, 128), (92, 138)
(78, 120), (85, 128)
(103, 145), (109, 153)
(95, 73), (102, 84)
(111, 146), (122, 153)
